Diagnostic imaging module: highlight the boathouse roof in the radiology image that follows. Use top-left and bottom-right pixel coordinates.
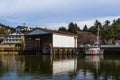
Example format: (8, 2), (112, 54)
(26, 28), (76, 36)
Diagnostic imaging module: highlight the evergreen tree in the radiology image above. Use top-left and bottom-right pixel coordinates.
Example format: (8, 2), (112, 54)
(112, 18), (120, 40)
(89, 20), (102, 34)
(68, 22), (79, 34)
(83, 24), (88, 32)
(75, 23), (81, 31)
(58, 26), (67, 32)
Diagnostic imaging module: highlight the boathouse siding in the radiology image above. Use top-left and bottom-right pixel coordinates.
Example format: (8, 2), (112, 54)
(24, 28), (77, 54)
(53, 34), (77, 48)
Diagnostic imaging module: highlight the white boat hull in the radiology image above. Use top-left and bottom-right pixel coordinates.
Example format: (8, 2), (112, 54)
(85, 48), (104, 55)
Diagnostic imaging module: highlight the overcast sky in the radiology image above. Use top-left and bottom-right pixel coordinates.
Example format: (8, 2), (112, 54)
(0, 0), (120, 29)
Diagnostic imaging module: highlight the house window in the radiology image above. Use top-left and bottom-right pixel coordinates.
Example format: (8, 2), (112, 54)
(12, 36), (14, 38)
(4, 36), (8, 38)
(9, 40), (11, 43)
(15, 36), (17, 38)
(16, 40), (18, 42)
(19, 36), (21, 38)
(12, 40), (14, 42)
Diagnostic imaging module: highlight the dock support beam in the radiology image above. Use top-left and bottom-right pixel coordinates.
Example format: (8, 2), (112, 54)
(52, 48), (76, 55)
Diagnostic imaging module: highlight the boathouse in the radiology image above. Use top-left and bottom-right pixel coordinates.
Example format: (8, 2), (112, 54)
(24, 28), (77, 54)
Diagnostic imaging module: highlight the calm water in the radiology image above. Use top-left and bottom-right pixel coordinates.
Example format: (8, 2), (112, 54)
(0, 54), (120, 80)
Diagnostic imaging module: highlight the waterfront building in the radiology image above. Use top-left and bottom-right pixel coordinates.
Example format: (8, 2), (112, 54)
(24, 28), (77, 54)
(3, 33), (24, 45)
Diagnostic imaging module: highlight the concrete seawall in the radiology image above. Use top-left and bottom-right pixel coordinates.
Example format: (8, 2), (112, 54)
(0, 52), (19, 55)
(78, 47), (120, 54)
(101, 47), (120, 54)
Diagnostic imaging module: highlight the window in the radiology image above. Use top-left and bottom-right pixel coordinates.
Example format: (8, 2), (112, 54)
(12, 36), (14, 38)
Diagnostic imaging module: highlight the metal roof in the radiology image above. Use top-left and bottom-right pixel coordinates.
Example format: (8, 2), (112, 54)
(26, 28), (76, 36)
(27, 28), (50, 35)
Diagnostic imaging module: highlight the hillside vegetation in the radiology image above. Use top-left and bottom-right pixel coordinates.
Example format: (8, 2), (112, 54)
(0, 23), (15, 35)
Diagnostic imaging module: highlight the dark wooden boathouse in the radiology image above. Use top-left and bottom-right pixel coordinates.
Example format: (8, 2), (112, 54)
(23, 28), (77, 55)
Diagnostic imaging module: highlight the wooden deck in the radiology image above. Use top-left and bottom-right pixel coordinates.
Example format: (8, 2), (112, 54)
(0, 45), (22, 54)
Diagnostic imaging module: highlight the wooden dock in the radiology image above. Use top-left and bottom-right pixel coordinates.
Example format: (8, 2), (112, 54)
(0, 45), (22, 54)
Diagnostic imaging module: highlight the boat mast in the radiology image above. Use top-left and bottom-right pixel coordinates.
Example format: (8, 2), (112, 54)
(97, 25), (99, 45)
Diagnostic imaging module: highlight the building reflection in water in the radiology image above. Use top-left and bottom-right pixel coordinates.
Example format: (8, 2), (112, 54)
(52, 55), (77, 75)
(0, 54), (120, 80)
(19, 55), (77, 80)
(0, 55), (77, 79)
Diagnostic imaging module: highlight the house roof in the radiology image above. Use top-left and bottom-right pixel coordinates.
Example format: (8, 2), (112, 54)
(26, 28), (76, 36)
(115, 40), (120, 43)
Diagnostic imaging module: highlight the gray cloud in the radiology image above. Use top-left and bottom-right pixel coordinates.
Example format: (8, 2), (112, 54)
(0, 0), (120, 28)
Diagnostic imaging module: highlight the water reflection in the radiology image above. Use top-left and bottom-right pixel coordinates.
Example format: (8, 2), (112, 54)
(0, 54), (120, 80)
(52, 56), (77, 75)
(85, 55), (104, 76)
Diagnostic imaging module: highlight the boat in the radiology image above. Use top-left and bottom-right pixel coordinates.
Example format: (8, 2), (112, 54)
(85, 26), (104, 55)
(85, 44), (104, 55)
